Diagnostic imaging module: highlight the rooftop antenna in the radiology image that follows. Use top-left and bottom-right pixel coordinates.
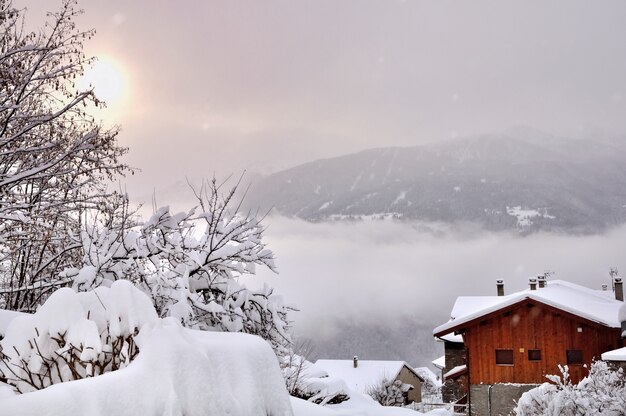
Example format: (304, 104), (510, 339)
(610, 267), (619, 292)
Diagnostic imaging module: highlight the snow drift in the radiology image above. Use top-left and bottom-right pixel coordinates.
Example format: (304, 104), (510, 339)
(0, 282), (293, 416)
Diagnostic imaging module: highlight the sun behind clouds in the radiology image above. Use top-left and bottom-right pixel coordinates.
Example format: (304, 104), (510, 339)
(80, 56), (128, 110)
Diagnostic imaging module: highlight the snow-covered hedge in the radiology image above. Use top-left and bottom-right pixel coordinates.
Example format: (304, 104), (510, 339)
(515, 361), (626, 416)
(0, 281), (157, 393)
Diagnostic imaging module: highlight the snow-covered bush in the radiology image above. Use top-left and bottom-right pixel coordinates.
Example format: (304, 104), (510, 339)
(515, 361), (626, 416)
(282, 353), (349, 405)
(0, 280), (157, 393)
(1, 318), (294, 416)
(61, 178), (293, 357)
(368, 377), (414, 407)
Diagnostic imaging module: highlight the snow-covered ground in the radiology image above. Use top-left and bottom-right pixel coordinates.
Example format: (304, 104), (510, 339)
(1, 318), (293, 416)
(506, 206), (555, 228)
(0, 282), (293, 416)
(291, 390), (452, 416)
(0, 282), (451, 416)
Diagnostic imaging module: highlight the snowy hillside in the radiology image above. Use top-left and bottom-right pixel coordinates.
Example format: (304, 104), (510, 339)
(246, 132), (626, 233)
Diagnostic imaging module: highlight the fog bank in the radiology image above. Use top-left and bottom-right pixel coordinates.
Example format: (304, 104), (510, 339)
(249, 217), (626, 340)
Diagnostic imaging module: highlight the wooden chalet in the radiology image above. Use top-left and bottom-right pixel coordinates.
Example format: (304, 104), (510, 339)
(433, 278), (624, 416)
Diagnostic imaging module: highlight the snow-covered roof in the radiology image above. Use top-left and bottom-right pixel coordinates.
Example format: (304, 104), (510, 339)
(602, 347), (626, 362)
(0, 309), (26, 337)
(414, 367), (441, 387)
(440, 333), (463, 343)
(434, 280), (622, 336)
(432, 355), (445, 370)
(315, 360), (423, 394)
(443, 365), (467, 380)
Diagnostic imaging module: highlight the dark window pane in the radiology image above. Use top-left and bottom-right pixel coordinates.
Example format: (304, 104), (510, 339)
(567, 350), (583, 364)
(528, 349), (541, 361)
(496, 349), (514, 365)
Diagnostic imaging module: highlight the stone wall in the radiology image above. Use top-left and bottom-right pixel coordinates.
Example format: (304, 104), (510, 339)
(469, 383), (538, 416)
(442, 341), (467, 403)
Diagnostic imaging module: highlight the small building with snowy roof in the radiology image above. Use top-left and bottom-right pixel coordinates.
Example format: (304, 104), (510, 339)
(433, 277), (625, 416)
(315, 358), (424, 404)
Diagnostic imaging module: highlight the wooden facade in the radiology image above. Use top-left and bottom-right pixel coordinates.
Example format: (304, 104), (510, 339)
(437, 298), (622, 385)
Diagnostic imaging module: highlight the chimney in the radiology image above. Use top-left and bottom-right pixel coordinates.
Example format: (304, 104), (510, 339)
(529, 278), (537, 291)
(353, 355), (358, 368)
(615, 277), (623, 302)
(602, 284), (608, 291)
(537, 275), (546, 288)
(496, 280), (505, 296)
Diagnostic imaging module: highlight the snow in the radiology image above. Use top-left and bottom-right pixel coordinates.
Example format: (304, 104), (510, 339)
(1, 318), (293, 416)
(414, 367), (441, 388)
(602, 346), (626, 361)
(327, 213), (403, 222)
(434, 280), (622, 336)
(0, 309), (25, 337)
(431, 356), (445, 370)
(315, 360), (422, 395)
(439, 333), (463, 343)
(443, 365), (466, 380)
(319, 201), (333, 211)
(506, 206), (555, 227)
(392, 191), (406, 205)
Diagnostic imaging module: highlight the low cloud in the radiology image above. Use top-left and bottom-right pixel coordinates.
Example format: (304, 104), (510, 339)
(248, 216), (626, 338)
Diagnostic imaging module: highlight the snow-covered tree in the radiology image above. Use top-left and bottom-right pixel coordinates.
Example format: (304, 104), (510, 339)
(64, 178), (293, 356)
(0, 0), (130, 311)
(368, 377), (414, 407)
(515, 361), (626, 416)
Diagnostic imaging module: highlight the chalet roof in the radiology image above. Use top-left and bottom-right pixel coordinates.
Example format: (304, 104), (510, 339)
(602, 346), (626, 362)
(314, 359), (424, 394)
(434, 280), (622, 337)
(0, 309), (25, 337)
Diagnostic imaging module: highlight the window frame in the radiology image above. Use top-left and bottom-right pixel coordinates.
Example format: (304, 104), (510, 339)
(495, 349), (514, 366)
(566, 349), (583, 365)
(527, 349), (541, 362)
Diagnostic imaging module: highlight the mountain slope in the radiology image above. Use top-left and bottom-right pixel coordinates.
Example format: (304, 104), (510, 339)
(246, 133), (626, 233)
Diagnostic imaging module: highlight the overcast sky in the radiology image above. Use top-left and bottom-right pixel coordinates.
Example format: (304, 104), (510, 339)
(23, 1), (626, 201)
(19, 1), (626, 354)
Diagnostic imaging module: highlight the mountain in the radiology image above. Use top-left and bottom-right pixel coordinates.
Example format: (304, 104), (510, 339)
(246, 132), (626, 233)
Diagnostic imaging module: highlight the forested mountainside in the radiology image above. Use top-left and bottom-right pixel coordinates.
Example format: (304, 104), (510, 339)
(247, 133), (626, 233)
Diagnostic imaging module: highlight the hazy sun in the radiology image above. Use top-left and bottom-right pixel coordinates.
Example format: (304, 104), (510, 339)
(81, 57), (127, 107)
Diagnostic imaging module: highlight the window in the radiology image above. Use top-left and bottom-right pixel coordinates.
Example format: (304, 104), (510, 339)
(496, 349), (514, 365)
(566, 349), (583, 364)
(528, 349), (541, 361)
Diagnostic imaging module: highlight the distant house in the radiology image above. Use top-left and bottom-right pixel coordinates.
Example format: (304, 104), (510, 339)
(433, 277), (624, 416)
(315, 358), (424, 404)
